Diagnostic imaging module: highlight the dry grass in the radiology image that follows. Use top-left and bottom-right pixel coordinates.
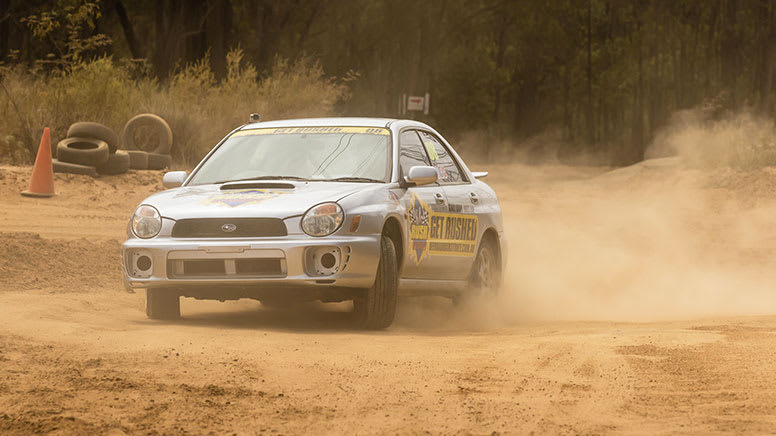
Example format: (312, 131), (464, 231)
(0, 49), (347, 165)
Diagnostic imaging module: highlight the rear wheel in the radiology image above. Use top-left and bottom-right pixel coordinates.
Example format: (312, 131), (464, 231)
(472, 242), (500, 293)
(145, 289), (180, 319)
(454, 240), (501, 305)
(353, 236), (398, 329)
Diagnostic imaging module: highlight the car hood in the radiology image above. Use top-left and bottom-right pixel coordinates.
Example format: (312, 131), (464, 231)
(143, 182), (367, 220)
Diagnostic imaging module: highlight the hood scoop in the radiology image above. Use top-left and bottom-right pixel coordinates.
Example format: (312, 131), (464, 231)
(220, 182), (296, 190)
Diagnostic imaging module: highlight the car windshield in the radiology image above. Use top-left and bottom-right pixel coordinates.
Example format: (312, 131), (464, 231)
(188, 127), (392, 185)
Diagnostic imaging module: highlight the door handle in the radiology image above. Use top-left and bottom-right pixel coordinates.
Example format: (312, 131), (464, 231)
(469, 192), (479, 204)
(434, 192), (446, 205)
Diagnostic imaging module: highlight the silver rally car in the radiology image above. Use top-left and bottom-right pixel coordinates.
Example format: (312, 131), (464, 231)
(123, 117), (505, 329)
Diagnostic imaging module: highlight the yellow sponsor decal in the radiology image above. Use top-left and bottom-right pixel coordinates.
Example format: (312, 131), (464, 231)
(427, 212), (478, 256)
(407, 193), (478, 264)
(423, 140), (439, 161)
(232, 126), (390, 137)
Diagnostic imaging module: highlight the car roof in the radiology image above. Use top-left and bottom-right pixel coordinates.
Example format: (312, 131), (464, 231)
(240, 117), (400, 130)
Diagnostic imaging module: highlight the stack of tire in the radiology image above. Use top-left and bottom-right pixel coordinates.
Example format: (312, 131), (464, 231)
(52, 114), (173, 177)
(53, 122), (127, 177)
(122, 114), (173, 171)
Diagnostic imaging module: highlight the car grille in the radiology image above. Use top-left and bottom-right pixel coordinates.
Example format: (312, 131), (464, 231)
(167, 258), (284, 279)
(171, 218), (287, 238)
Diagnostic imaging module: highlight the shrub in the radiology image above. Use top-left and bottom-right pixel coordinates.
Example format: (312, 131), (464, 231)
(0, 49), (347, 165)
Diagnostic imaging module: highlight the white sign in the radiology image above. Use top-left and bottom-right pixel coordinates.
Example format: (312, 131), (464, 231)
(402, 92), (430, 115)
(407, 95), (425, 111)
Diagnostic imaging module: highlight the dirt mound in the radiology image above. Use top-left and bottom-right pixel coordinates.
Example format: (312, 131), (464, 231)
(704, 166), (776, 198)
(0, 232), (121, 292)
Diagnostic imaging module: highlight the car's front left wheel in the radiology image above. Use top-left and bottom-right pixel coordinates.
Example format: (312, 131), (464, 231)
(353, 236), (398, 329)
(145, 289), (180, 319)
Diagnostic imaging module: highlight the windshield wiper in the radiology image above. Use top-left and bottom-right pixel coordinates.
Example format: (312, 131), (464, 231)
(215, 176), (309, 184)
(314, 177), (385, 183)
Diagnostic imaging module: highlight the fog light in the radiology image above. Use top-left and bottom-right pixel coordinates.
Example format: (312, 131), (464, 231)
(129, 250), (153, 278)
(305, 247), (341, 276)
(320, 252), (336, 269)
(136, 255), (152, 271)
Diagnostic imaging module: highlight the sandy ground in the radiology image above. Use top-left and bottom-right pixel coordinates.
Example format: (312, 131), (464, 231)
(3, 162), (776, 435)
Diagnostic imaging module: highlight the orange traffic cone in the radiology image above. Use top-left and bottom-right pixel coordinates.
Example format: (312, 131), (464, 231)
(21, 127), (55, 198)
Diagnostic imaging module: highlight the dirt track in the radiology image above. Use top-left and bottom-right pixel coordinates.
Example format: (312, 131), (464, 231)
(3, 163), (776, 434)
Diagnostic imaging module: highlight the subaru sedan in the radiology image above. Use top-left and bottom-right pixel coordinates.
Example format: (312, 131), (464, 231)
(122, 117), (505, 329)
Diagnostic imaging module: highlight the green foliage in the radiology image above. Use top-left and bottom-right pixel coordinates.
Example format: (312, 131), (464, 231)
(0, 50), (346, 165)
(22, 0), (111, 66)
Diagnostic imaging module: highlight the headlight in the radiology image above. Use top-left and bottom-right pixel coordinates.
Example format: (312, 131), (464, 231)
(131, 205), (162, 239)
(301, 202), (344, 237)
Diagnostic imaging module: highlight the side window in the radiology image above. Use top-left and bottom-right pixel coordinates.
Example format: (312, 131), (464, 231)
(418, 131), (466, 184)
(399, 130), (431, 176)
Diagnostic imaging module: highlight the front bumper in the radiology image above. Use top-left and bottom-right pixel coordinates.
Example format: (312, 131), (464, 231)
(122, 234), (381, 291)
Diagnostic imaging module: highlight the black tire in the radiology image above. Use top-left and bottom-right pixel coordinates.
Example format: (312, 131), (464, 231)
(145, 289), (180, 320)
(52, 158), (98, 177)
(147, 152), (172, 170)
(122, 113), (173, 154)
(96, 150), (130, 175)
(467, 240), (502, 300)
(67, 121), (120, 153)
(353, 236), (398, 329)
(56, 137), (110, 167)
(126, 150), (149, 169)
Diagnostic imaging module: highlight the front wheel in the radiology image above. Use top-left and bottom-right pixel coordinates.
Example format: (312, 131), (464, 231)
(145, 289), (180, 320)
(353, 236), (398, 329)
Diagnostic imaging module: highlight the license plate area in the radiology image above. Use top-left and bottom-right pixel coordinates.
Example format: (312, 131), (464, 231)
(167, 248), (286, 279)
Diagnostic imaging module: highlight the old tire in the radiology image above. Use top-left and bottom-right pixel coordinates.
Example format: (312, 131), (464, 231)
(147, 152), (172, 170)
(126, 150), (149, 169)
(145, 289), (180, 320)
(122, 113), (173, 154)
(56, 137), (110, 167)
(52, 158), (98, 177)
(96, 150), (130, 175)
(353, 236), (398, 329)
(67, 122), (119, 153)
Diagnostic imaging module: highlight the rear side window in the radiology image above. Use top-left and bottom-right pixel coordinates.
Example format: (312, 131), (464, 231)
(399, 130), (431, 176)
(418, 131), (466, 184)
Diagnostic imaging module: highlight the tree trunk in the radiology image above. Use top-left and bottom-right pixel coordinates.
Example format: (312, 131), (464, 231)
(586, 0), (595, 146)
(760, 0), (775, 112)
(630, 21), (644, 165)
(153, 0), (171, 79)
(114, 0), (142, 59)
(206, 0), (232, 80)
(0, 0), (9, 62)
(721, 0), (739, 107)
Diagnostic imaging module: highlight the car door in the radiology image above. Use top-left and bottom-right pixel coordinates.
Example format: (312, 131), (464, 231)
(397, 129), (452, 280)
(416, 130), (478, 281)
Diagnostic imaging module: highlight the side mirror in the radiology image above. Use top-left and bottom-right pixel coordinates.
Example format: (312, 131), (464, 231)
(472, 171), (488, 179)
(405, 165), (438, 186)
(162, 171), (187, 188)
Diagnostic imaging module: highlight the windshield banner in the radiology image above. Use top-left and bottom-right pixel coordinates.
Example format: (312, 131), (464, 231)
(232, 127), (390, 137)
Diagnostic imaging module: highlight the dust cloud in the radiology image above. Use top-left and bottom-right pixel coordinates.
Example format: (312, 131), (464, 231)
(647, 108), (776, 167)
(500, 169), (776, 323)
